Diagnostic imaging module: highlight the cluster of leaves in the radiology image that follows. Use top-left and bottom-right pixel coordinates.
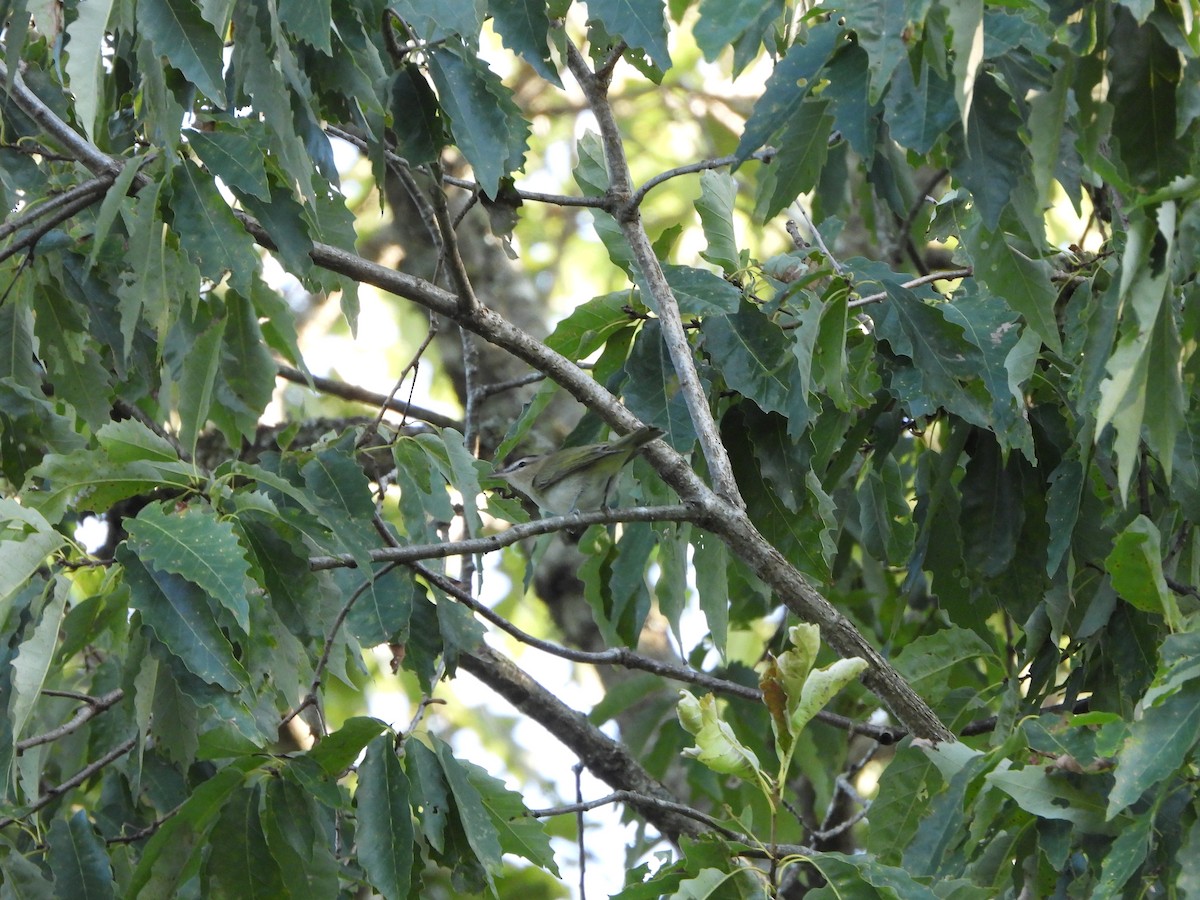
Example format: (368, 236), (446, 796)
(2, 0), (1200, 897)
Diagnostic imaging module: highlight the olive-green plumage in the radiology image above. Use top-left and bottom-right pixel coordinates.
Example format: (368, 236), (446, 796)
(496, 425), (664, 515)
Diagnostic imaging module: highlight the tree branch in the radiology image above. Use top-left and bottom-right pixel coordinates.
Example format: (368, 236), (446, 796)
(0, 59), (954, 743)
(564, 41), (745, 511)
(0, 735), (137, 831)
(16, 689), (125, 752)
(308, 505), (701, 570)
(276, 363), (461, 430)
(458, 643), (705, 840)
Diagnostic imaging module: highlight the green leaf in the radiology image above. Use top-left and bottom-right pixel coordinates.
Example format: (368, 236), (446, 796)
(64, 0), (115, 139)
(186, 128), (271, 201)
(1105, 515), (1171, 619)
(958, 433), (1026, 578)
(235, 506), (324, 640)
(701, 305), (808, 438)
(586, 0), (671, 70)
(128, 761), (253, 897)
(950, 74), (1027, 228)
(435, 737), (505, 884)
(1095, 205), (1179, 496)
(406, 738), (451, 854)
(278, 0), (331, 52)
(388, 64), (446, 166)
(125, 503), (252, 635)
(1105, 662), (1196, 817)
(0, 498), (66, 605)
(544, 291), (635, 359)
(696, 171), (740, 274)
(427, 43), (531, 198)
(623, 321), (697, 449)
(120, 550), (249, 692)
(694, 0), (778, 62)
(692, 530), (729, 656)
(48, 811), (115, 900)
(946, 0), (984, 131)
(357, 735), (414, 900)
(462, 754), (559, 874)
(10, 579), (67, 743)
(95, 418), (180, 463)
(205, 784), (287, 898)
(735, 23), (842, 163)
(137, 0), (228, 106)
(491, 0), (561, 86)
(1094, 810), (1152, 898)
(985, 765), (1108, 832)
(884, 56), (959, 155)
(892, 626), (996, 706)
(345, 565), (418, 646)
(661, 264), (742, 315)
(965, 220), (1062, 356)
(168, 159), (258, 292)
(307, 716), (389, 776)
(677, 690), (766, 783)
(261, 778), (339, 898)
(755, 99), (834, 221)
(840, 0), (908, 103)
(25, 450), (195, 525)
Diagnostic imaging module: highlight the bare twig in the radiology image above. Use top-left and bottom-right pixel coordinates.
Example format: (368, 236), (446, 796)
(276, 362), (461, 430)
(16, 689), (125, 752)
(629, 148), (776, 208)
(846, 268), (973, 309)
(0, 173), (114, 244)
(309, 504), (700, 571)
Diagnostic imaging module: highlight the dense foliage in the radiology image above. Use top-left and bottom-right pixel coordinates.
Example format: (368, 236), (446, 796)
(3, 0), (1200, 896)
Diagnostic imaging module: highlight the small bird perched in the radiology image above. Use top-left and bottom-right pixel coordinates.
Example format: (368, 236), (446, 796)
(495, 425), (664, 516)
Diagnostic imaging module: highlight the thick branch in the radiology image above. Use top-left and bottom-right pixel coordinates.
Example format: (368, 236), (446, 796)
(565, 43), (744, 510)
(459, 644), (705, 840)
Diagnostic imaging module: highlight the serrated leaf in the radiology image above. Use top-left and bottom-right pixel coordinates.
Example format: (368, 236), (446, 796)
(128, 761), (253, 897)
(169, 159), (258, 292)
(950, 74), (1026, 228)
(694, 0), (777, 62)
(262, 778), (339, 898)
(48, 811), (115, 900)
(586, 0), (671, 70)
(661, 264), (742, 315)
(186, 128), (271, 201)
(692, 530), (729, 656)
(205, 784), (287, 898)
(735, 23), (842, 163)
(125, 502), (252, 635)
(25, 450), (195, 524)
(345, 565), (417, 646)
(137, 0), (227, 106)
(491, 0), (561, 86)
(544, 290), (634, 359)
(427, 43), (530, 198)
(623, 321), (697, 450)
(406, 738), (451, 853)
(435, 737), (504, 886)
(0, 497), (66, 603)
(388, 64), (445, 166)
(460, 753), (559, 874)
(1106, 515), (1171, 619)
(64, 0), (115, 139)
(10, 580), (67, 743)
(357, 735), (414, 900)
(121, 550), (249, 691)
(986, 765), (1109, 831)
(278, 0), (331, 51)
(892, 626), (996, 706)
(95, 418), (180, 463)
(701, 305), (808, 438)
(756, 99), (834, 221)
(884, 56), (959, 155)
(966, 221), (1062, 355)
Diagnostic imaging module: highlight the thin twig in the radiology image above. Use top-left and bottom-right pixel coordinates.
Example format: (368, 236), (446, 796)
(788, 205), (844, 275)
(276, 362), (461, 430)
(0, 735), (137, 830)
(527, 790), (745, 843)
(17, 689), (125, 752)
(359, 320), (439, 447)
(0, 173), (114, 244)
(309, 504), (700, 571)
(846, 268), (973, 309)
(629, 148), (776, 208)
(281, 563), (401, 736)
